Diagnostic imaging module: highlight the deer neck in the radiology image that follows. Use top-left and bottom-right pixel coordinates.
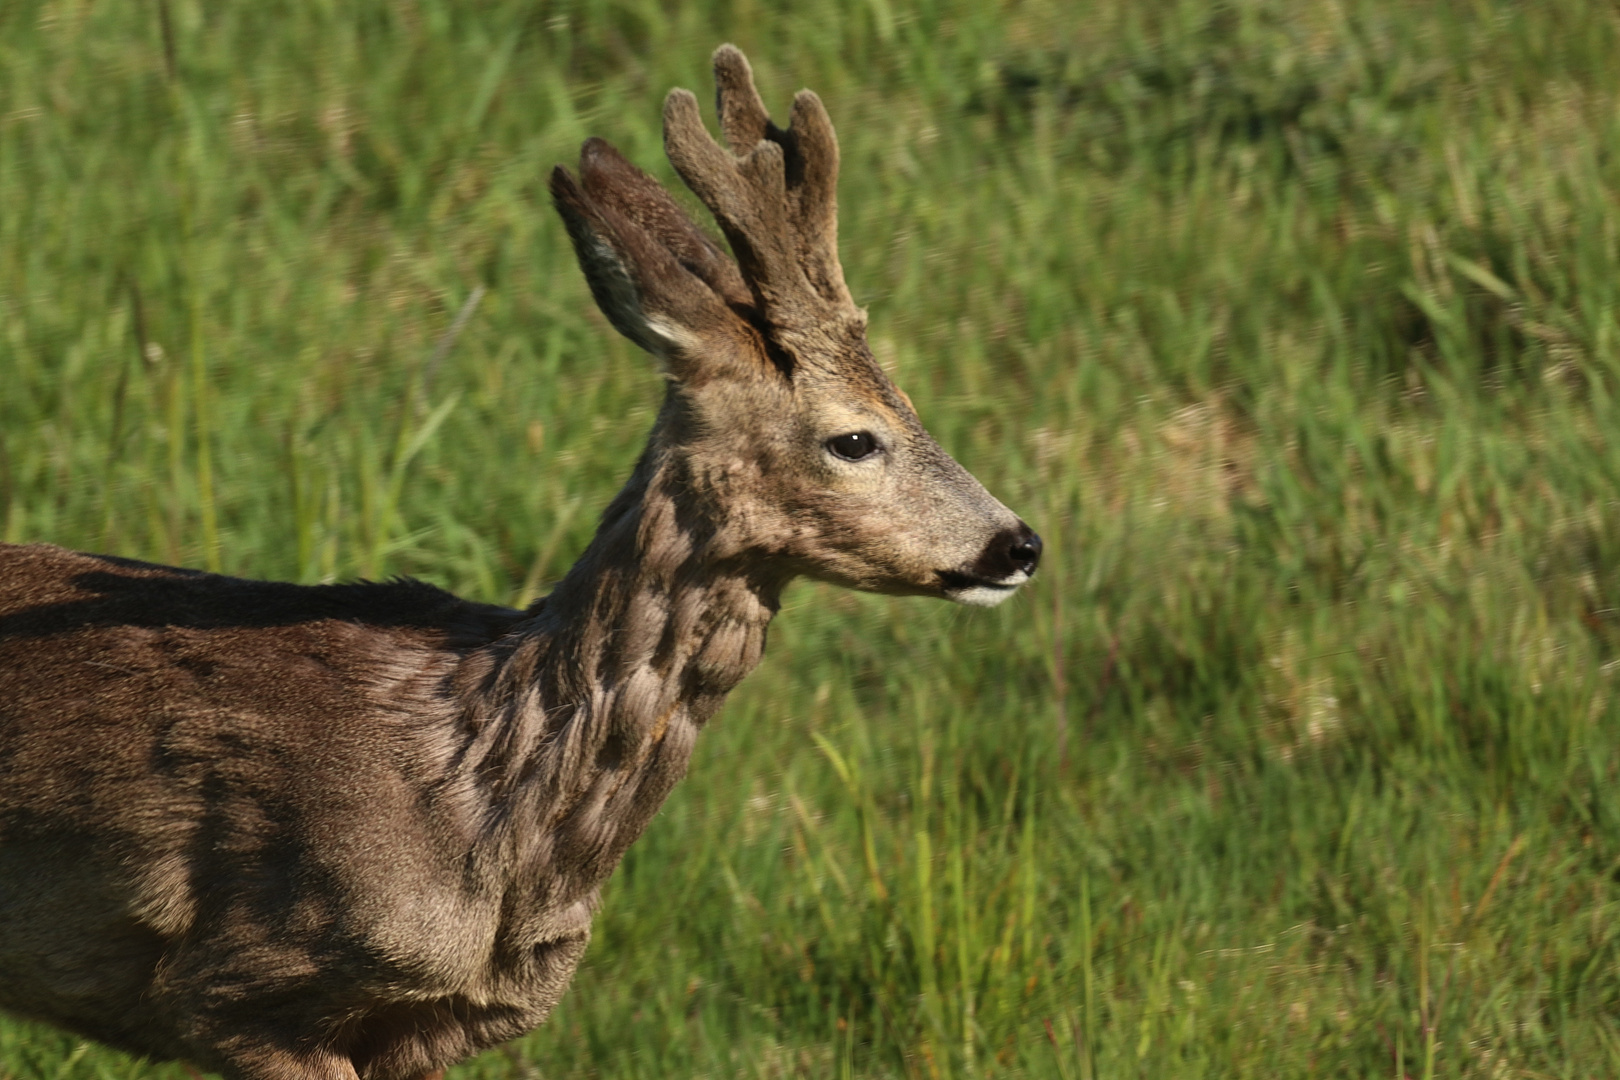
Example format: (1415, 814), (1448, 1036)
(537, 442), (782, 725)
(455, 428), (781, 899)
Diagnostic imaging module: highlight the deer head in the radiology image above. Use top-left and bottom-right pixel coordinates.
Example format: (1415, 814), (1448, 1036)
(548, 45), (1039, 606)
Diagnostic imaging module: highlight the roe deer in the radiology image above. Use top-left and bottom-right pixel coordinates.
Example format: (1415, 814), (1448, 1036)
(0, 45), (1039, 1080)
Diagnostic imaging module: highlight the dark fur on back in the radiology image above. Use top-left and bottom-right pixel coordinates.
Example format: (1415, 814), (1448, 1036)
(0, 545), (520, 642)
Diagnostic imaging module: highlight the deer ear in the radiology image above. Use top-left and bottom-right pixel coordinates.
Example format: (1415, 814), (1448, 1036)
(550, 164), (669, 357)
(550, 140), (754, 379)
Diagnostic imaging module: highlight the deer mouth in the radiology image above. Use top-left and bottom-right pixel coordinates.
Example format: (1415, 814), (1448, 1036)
(934, 523), (1042, 606)
(936, 569), (1030, 608)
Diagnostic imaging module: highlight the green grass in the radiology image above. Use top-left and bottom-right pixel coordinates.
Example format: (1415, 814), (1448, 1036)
(4, 0), (1620, 1075)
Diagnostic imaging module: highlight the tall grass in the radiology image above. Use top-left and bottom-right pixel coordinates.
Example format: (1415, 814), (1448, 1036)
(3, 0), (1620, 1076)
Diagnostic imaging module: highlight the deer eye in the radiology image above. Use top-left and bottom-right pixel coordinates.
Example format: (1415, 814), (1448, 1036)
(825, 431), (881, 461)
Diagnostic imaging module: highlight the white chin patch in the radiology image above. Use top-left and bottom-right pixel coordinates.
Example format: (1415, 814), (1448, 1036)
(945, 571), (1029, 608)
(951, 585), (1018, 607)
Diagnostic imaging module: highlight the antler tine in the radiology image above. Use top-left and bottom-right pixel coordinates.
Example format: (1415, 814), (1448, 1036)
(663, 90), (801, 321)
(663, 45), (859, 340)
(784, 88), (848, 310)
(712, 45), (771, 154)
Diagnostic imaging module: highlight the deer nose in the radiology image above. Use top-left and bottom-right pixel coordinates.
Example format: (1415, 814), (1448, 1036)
(1004, 521), (1043, 573)
(1005, 524), (1042, 576)
(975, 523), (1042, 580)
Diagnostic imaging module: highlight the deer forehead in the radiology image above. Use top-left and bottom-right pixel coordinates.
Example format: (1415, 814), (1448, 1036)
(795, 356), (918, 425)
(686, 361), (912, 437)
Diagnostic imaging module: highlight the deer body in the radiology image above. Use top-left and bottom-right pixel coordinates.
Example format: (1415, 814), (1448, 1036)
(0, 449), (770, 1077)
(0, 48), (1038, 1080)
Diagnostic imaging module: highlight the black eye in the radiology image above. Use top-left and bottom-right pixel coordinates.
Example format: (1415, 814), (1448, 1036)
(825, 431), (880, 461)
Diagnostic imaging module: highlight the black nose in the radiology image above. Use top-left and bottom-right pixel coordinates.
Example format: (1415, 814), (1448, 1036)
(974, 522), (1042, 580)
(1006, 524), (1042, 576)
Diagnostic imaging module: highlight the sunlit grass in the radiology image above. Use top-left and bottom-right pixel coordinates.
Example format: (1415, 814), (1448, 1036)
(4, 0), (1620, 1076)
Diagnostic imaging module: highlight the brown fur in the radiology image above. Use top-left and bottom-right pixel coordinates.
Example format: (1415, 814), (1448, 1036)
(0, 46), (1037, 1080)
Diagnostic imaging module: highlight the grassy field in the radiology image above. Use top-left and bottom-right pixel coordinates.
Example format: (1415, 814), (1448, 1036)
(4, 0), (1620, 1076)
